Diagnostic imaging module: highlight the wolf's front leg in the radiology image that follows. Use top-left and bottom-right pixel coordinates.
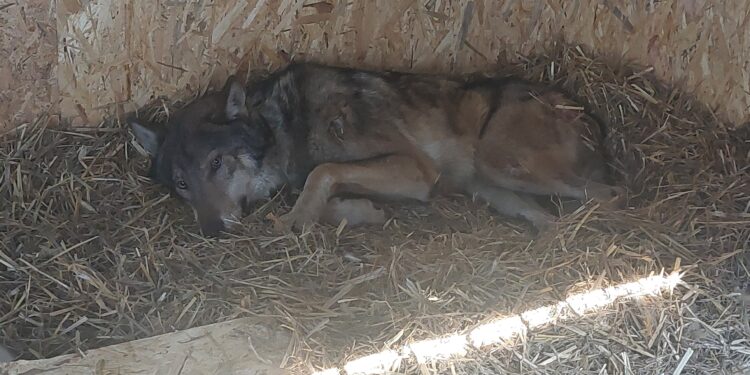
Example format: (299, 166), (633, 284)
(279, 154), (435, 230)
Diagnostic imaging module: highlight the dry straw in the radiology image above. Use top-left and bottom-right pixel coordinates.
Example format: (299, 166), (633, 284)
(1, 46), (749, 374)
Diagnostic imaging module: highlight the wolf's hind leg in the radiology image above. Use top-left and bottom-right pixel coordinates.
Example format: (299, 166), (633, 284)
(476, 161), (625, 206)
(467, 180), (556, 232)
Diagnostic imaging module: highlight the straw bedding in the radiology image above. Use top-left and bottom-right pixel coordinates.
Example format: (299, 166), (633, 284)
(1, 46), (748, 374)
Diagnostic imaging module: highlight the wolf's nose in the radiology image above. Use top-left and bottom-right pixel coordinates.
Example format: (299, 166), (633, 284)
(199, 218), (225, 237)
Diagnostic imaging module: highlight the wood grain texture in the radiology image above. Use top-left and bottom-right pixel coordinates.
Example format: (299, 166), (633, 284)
(50, 0), (750, 128)
(0, 0), (58, 131)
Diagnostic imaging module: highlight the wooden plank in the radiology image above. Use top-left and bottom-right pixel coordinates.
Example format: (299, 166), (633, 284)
(0, 318), (292, 375)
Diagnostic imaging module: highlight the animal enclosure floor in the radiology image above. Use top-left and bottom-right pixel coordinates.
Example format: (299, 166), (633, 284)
(1, 47), (749, 374)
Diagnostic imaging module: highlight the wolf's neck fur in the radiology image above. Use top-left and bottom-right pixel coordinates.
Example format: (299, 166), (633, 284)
(250, 65), (312, 190)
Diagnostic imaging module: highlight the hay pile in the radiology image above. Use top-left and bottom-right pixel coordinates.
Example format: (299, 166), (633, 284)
(1, 46), (748, 374)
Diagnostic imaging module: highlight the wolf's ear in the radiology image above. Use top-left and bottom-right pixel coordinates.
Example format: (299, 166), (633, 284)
(224, 75), (248, 120)
(128, 118), (163, 157)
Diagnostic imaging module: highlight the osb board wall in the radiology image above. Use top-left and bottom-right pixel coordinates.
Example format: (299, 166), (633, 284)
(40, 1), (750, 128)
(0, 1), (58, 132)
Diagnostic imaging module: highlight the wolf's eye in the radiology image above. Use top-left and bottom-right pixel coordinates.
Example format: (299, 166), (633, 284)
(211, 156), (222, 170)
(176, 180), (188, 190)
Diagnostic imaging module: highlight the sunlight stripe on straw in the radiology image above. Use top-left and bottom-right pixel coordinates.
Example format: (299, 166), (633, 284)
(311, 272), (681, 375)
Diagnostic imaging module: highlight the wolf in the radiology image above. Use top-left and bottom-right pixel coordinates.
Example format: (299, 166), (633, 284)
(128, 63), (625, 236)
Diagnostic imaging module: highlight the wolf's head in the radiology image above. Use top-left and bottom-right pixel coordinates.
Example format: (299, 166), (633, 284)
(128, 77), (279, 236)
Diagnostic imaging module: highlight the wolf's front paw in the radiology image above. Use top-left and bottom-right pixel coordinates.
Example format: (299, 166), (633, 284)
(277, 209), (319, 232)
